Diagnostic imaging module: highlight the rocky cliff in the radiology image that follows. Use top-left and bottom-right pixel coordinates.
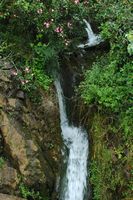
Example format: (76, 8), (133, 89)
(0, 60), (62, 200)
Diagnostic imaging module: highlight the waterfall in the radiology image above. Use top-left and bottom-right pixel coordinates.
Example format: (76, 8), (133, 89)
(55, 79), (89, 200)
(78, 19), (103, 48)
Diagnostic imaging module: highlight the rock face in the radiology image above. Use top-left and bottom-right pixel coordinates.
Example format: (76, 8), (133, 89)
(0, 111), (46, 185)
(0, 193), (25, 200)
(0, 62), (62, 199)
(0, 162), (19, 193)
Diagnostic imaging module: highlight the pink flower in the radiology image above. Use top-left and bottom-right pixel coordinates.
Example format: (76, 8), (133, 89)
(74, 0), (80, 4)
(44, 21), (51, 28)
(55, 27), (63, 33)
(37, 8), (43, 14)
(55, 27), (59, 33)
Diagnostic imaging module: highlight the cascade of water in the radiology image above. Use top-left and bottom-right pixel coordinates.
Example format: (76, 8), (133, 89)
(78, 19), (103, 48)
(55, 79), (68, 127)
(55, 79), (89, 200)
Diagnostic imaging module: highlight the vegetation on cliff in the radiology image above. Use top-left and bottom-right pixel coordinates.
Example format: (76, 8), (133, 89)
(80, 1), (132, 199)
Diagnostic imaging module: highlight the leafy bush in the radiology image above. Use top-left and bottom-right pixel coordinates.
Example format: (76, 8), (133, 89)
(80, 0), (132, 139)
(0, 0), (90, 89)
(80, 59), (132, 111)
(79, 1), (132, 199)
(19, 183), (48, 200)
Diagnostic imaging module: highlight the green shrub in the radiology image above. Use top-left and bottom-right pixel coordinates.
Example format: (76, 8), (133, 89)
(80, 59), (132, 111)
(79, 1), (132, 199)
(0, 0), (90, 90)
(19, 183), (48, 200)
(80, 0), (132, 139)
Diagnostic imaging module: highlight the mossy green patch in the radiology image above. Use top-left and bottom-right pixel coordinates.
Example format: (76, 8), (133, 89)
(90, 113), (133, 200)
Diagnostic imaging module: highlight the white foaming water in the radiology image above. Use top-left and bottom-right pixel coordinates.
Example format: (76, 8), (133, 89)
(78, 19), (103, 48)
(55, 79), (88, 200)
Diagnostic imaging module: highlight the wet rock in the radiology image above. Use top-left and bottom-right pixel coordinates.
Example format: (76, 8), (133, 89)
(0, 162), (19, 193)
(0, 193), (25, 200)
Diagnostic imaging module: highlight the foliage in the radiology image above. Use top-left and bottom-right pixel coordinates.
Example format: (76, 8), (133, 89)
(10, 63), (35, 91)
(79, 0), (132, 199)
(31, 42), (54, 90)
(80, 0), (132, 139)
(0, 0), (90, 90)
(19, 183), (48, 200)
(80, 58), (132, 111)
(89, 114), (133, 200)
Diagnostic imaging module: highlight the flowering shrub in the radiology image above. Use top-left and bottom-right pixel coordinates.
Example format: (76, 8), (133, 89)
(0, 0), (89, 89)
(0, 0), (90, 53)
(11, 65), (35, 92)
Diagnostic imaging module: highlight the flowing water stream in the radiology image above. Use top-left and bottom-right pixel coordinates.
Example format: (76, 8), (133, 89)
(55, 79), (89, 200)
(55, 21), (103, 200)
(78, 19), (103, 48)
